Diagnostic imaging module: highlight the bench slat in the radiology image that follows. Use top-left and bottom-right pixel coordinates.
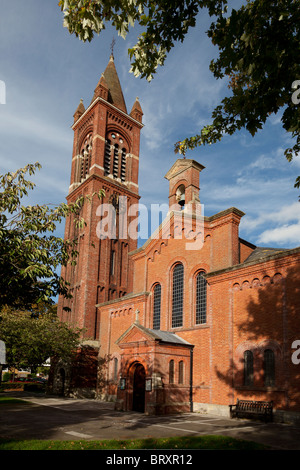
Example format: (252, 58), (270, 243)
(229, 399), (273, 422)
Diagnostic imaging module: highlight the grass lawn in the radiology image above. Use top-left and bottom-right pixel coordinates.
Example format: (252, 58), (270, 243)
(0, 396), (27, 404)
(0, 396), (269, 450)
(0, 436), (268, 450)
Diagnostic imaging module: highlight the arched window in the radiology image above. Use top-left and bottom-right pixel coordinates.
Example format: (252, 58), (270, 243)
(196, 271), (207, 324)
(264, 349), (275, 387)
(178, 361), (184, 384)
(169, 360), (174, 384)
(80, 133), (93, 180)
(104, 131), (128, 181)
(244, 350), (253, 386)
(172, 263), (184, 328)
(110, 250), (116, 276)
(153, 283), (161, 330)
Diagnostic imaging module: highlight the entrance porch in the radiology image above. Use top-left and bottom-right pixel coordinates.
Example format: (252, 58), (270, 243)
(114, 322), (194, 415)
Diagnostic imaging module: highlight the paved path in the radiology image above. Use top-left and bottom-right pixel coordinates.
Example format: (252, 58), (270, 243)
(1, 393), (300, 450)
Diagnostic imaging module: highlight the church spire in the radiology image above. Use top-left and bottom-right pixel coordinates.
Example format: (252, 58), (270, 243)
(92, 53), (127, 113)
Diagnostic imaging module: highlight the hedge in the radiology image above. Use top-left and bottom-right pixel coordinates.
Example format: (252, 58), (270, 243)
(0, 382), (46, 393)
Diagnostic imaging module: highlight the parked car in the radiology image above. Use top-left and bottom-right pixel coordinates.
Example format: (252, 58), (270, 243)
(32, 377), (47, 384)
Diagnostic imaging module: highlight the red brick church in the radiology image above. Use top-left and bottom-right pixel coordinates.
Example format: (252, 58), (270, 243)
(56, 54), (300, 423)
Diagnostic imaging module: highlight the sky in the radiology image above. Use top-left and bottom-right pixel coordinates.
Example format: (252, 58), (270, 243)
(1, 1), (300, 251)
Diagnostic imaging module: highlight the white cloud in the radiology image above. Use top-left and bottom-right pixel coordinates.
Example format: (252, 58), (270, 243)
(290, 154), (300, 168)
(0, 110), (71, 149)
(257, 224), (300, 245)
(209, 175), (293, 203)
(242, 202), (300, 230)
(249, 154), (279, 170)
(239, 200), (300, 248)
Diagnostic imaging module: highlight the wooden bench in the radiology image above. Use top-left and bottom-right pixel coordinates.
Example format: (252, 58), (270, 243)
(229, 399), (273, 422)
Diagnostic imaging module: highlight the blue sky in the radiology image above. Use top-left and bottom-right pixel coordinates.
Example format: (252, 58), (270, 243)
(1, 1), (300, 250)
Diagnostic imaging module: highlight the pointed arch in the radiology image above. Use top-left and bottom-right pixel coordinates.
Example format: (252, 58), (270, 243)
(79, 132), (93, 180)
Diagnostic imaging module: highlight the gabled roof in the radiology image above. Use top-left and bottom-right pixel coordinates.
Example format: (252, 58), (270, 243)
(164, 159), (205, 181)
(145, 327), (192, 345)
(116, 321), (193, 347)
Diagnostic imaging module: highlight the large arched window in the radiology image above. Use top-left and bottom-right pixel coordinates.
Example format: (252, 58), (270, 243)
(104, 131), (127, 182)
(152, 283), (161, 330)
(196, 271), (207, 324)
(172, 263), (184, 328)
(264, 349), (275, 387)
(244, 350), (253, 386)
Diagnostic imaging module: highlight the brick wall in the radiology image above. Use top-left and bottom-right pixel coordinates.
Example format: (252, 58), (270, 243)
(97, 212), (300, 414)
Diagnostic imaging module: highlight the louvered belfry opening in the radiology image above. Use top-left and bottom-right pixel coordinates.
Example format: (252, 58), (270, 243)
(104, 131), (128, 182)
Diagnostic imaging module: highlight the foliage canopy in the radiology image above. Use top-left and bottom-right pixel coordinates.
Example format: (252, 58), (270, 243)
(0, 162), (104, 310)
(0, 305), (81, 372)
(59, 0), (300, 188)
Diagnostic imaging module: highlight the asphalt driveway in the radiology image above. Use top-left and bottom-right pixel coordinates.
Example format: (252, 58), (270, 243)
(1, 392), (300, 450)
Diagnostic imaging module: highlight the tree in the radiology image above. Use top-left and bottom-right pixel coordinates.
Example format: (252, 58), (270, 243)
(0, 162), (104, 310)
(0, 305), (81, 374)
(59, 0), (300, 189)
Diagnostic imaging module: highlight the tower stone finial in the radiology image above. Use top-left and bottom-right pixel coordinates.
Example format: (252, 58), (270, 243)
(130, 96), (143, 123)
(73, 98), (85, 123)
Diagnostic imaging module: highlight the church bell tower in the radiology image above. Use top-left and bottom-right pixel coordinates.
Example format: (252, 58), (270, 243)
(57, 54), (143, 340)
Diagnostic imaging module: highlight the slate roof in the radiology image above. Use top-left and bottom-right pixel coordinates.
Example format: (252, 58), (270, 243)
(116, 321), (193, 347)
(142, 326), (192, 346)
(243, 246), (289, 263)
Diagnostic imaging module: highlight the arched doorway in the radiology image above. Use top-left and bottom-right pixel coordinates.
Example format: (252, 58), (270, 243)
(132, 363), (146, 412)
